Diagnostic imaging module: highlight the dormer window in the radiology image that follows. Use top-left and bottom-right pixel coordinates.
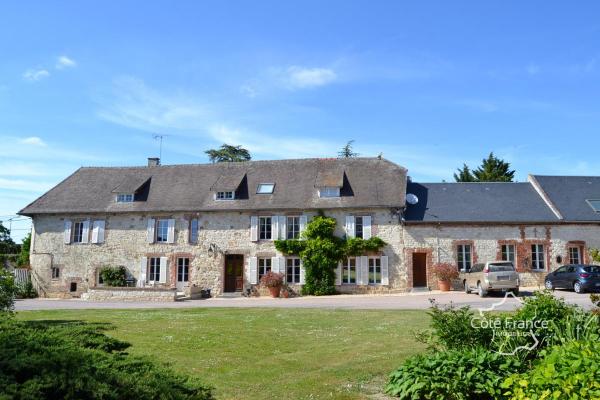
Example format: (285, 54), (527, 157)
(216, 191), (235, 200)
(256, 183), (275, 194)
(318, 187), (340, 198)
(587, 199), (600, 212)
(116, 194), (134, 203)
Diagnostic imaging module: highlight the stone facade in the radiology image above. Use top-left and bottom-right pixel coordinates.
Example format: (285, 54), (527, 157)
(81, 287), (177, 302)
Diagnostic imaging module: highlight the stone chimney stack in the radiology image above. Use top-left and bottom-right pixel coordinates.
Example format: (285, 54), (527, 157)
(147, 157), (160, 167)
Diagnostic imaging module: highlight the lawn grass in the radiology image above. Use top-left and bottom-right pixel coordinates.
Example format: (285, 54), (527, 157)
(17, 308), (429, 399)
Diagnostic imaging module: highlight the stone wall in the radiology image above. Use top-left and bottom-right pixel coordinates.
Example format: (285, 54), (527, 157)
(81, 287), (176, 302)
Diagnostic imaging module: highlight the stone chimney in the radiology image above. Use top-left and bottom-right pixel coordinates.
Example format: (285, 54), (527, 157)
(147, 157), (160, 167)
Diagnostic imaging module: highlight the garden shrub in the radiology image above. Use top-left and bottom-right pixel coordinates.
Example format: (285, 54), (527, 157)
(386, 347), (523, 400)
(0, 268), (16, 313)
(15, 279), (37, 299)
(100, 266), (128, 287)
(502, 340), (600, 400)
(0, 319), (213, 399)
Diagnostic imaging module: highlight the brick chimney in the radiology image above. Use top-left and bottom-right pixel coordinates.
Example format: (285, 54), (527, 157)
(147, 157), (160, 167)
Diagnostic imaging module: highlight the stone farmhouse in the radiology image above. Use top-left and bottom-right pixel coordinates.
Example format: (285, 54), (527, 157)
(19, 157), (600, 299)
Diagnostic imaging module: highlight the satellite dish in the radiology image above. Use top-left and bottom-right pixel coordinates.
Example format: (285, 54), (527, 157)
(406, 193), (419, 205)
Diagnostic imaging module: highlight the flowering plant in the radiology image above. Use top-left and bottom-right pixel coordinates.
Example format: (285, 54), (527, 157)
(260, 271), (284, 288)
(432, 263), (459, 281)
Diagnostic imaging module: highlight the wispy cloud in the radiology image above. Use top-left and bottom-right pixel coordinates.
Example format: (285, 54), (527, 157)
(281, 66), (337, 89)
(22, 68), (50, 82)
(19, 136), (46, 147)
(56, 55), (77, 69)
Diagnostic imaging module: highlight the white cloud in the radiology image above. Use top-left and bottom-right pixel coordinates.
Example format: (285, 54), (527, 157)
(283, 66), (337, 89)
(22, 68), (50, 82)
(19, 136), (46, 147)
(0, 177), (54, 192)
(56, 55), (77, 69)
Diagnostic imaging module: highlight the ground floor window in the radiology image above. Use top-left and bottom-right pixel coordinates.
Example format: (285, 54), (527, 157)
(148, 257), (161, 282)
(457, 244), (472, 272)
(258, 258), (272, 280)
(368, 257), (381, 284)
(286, 257), (301, 284)
(501, 244), (515, 263)
(177, 257), (189, 282)
(569, 247), (581, 264)
(531, 244), (545, 270)
(342, 257), (356, 284)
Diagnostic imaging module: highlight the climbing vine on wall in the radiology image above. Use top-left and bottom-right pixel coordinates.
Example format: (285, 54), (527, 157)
(275, 215), (387, 296)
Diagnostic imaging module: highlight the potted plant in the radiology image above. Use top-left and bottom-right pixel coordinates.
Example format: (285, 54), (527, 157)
(260, 271), (284, 298)
(431, 263), (459, 291)
(280, 284), (290, 298)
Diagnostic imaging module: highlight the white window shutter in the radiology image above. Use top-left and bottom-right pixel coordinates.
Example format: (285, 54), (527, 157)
(159, 257), (168, 283)
(91, 221), (98, 243)
(247, 257), (258, 284)
(167, 219), (176, 243)
(147, 219), (155, 243)
(299, 261), (305, 285)
(91, 220), (105, 244)
(345, 216), (355, 238)
(139, 257), (147, 287)
(299, 215), (308, 235)
(271, 216), (279, 241)
(81, 220), (90, 244)
(271, 256), (280, 273)
(336, 262), (342, 285)
(363, 216), (372, 240)
(381, 256), (389, 285)
(63, 220), (72, 244)
(359, 256), (369, 285)
(250, 216), (258, 241)
(278, 216), (287, 240)
(96, 220), (105, 243)
(278, 257), (286, 275)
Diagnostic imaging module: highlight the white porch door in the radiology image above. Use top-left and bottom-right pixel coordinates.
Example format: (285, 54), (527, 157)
(176, 257), (190, 291)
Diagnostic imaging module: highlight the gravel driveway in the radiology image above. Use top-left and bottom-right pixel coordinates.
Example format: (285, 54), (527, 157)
(14, 288), (597, 311)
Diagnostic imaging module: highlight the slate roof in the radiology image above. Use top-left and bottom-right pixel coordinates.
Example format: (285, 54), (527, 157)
(404, 181), (559, 223)
(531, 175), (600, 222)
(19, 158), (407, 215)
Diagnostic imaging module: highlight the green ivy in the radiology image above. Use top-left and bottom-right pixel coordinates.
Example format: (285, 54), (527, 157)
(275, 216), (386, 296)
(99, 266), (127, 287)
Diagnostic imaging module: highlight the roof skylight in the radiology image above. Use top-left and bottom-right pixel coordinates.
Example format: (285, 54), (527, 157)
(257, 183), (275, 194)
(586, 199), (600, 213)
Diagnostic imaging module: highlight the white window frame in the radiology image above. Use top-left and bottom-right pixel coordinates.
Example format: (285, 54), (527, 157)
(569, 247), (581, 265)
(116, 193), (134, 203)
(259, 216), (272, 240)
(286, 257), (301, 284)
(501, 244), (516, 263)
(368, 257), (382, 285)
(531, 244), (545, 270)
(258, 258), (272, 281)
(457, 244), (472, 272)
(286, 216), (301, 240)
(72, 221), (85, 243)
(256, 183), (275, 194)
(586, 199), (600, 213)
(318, 187), (340, 198)
(148, 257), (161, 282)
(177, 257), (189, 283)
(155, 219), (169, 243)
(342, 257), (357, 284)
(216, 191), (235, 200)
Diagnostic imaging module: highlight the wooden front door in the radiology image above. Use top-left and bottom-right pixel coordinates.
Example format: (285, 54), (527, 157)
(224, 255), (244, 292)
(412, 253), (428, 287)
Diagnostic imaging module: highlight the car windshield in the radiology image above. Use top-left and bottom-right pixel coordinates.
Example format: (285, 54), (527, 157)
(582, 265), (600, 273)
(489, 262), (515, 272)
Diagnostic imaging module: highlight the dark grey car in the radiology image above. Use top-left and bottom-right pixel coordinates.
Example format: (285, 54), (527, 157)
(544, 264), (600, 293)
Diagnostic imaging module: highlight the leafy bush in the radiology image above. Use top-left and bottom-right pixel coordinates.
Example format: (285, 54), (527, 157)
(502, 340), (600, 400)
(386, 347), (523, 400)
(431, 263), (459, 281)
(0, 268), (16, 313)
(15, 279), (37, 299)
(260, 271), (284, 288)
(547, 309), (599, 347)
(100, 266), (127, 287)
(0, 319), (213, 399)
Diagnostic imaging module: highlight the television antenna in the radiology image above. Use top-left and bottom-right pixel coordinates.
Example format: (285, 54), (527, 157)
(152, 134), (168, 160)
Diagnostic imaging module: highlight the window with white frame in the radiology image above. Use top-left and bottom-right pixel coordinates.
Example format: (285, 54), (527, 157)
(569, 247), (581, 264)
(501, 244), (515, 263)
(258, 258), (271, 280)
(216, 191), (235, 200)
(287, 216), (300, 239)
(457, 244), (472, 271)
(286, 258), (301, 284)
(355, 216), (364, 239)
(342, 257), (357, 284)
(259, 217), (272, 240)
(368, 257), (382, 284)
(319, 187), (340, 198)
(116, 193), (134, 203)
(72, 221), (85, 243)
(148, 257), (161, 282)
(177, 257), (189, 282)
(155, 219), (169, 243)
(51, 267), (60, 279)
(531, 244), (545, 270)
(189, 218), (199, 244)
(256, 183), (275, 194)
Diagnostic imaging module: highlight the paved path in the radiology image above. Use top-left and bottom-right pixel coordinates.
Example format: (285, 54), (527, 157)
(14, 288), (596, 311)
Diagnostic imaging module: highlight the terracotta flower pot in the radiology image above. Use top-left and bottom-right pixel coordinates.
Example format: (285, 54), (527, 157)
(281, 290), (289, 298)
(268, 286), (281, 298)
(438, 280), (452, 292)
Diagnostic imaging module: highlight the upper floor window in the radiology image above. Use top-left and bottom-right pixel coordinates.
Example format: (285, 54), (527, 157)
(51, 267), (60, 279)
(189, 218), (199, 244)
(355, 216), (364, 239)
(72, 221), (85, 243)
(116, 193), (134, 203)
(457, 244), (472, 272)
(586, 199), (600, 212)
(318, 187), (340, 198)
(259, 217), (272, 240)
(156, 219), (169, 243)
(287, 216), (300, 239)
(256, 183), (275, 194)
(216, 191), (235, 200)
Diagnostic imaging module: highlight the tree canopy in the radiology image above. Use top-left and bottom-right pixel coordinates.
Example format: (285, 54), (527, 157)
(338, 140), (359, 158)
(0, 222), (18, 255)
(205, 144), (251, 163)
(454, 153), (515, 182)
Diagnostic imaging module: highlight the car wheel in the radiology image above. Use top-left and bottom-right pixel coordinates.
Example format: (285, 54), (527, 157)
(574, 281), (584, 294)
(478, 283), (487, 298)
(464, 281), (470, 294)
(545, 280), (554, 290)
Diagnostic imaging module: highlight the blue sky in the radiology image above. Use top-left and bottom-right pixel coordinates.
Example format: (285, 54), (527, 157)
(2, 1), (600, 241)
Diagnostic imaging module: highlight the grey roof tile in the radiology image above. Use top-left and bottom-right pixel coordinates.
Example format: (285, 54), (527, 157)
(531, 175), (600, 222)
